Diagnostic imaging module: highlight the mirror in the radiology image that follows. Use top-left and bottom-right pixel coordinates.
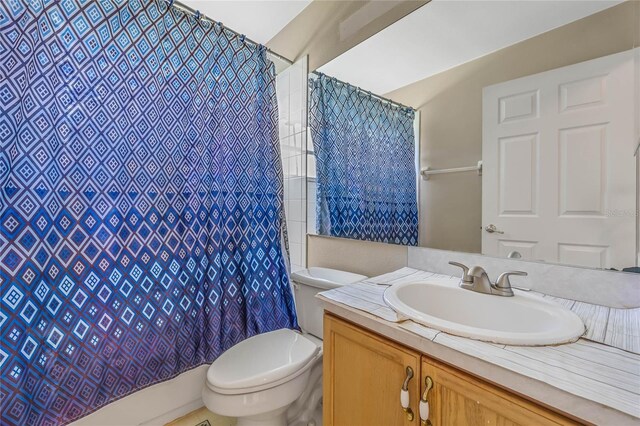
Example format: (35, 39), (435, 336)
(306, 0), (639, 272)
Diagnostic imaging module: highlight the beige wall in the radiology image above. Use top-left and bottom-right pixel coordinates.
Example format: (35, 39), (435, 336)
(386, 1), (640, 253)
(267, 0), (427, 71)
(307, 235), (407, 276)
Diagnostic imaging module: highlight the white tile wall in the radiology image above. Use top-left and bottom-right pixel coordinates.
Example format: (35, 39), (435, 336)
(306, 124), (318, 235)
(307, 180), (316, 234)
(276, 57), (308, 272)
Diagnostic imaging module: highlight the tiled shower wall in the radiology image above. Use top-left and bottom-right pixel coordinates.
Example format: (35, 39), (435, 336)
(276, 58), (308, 272)
(306, 131), (316, 235)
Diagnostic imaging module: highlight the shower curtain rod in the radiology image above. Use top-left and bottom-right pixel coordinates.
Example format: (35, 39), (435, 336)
(311, 71), (415, 112)
(162, 0), (294, 66)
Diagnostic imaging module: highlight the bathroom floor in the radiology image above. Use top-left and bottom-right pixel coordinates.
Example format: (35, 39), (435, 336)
(165, 407), (236, 426)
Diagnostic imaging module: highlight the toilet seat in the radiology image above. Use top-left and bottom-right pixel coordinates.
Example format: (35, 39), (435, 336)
(206, 328), (320, 395)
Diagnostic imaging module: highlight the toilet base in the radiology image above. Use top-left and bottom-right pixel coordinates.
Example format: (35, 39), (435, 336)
(286, 358), (322, 426)
(236, 406), (287, 426)
(288, 404), (322, 426)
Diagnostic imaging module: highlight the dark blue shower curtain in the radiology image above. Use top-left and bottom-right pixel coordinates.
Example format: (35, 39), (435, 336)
(0, 0), (297, 424)
(309, 74), (419, 246)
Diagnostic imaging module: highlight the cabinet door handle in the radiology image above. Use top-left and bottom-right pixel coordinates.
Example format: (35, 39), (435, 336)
(420, 376), (434, 426)
(400, 366), (415, 421)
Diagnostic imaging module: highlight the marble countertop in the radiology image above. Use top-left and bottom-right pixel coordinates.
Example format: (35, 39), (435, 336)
(317, 267), (640, 425)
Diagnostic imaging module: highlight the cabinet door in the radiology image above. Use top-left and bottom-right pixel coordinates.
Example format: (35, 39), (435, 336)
(324, 314), (420, 426)
(420, 357), (578, 426)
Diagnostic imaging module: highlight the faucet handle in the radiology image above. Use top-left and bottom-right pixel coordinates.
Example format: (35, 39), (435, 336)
(495, 271), (528, 291)
(449, 261), (473, 284)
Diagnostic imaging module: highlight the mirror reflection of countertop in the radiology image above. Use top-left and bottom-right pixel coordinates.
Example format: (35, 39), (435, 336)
(317, 267), (640, 425)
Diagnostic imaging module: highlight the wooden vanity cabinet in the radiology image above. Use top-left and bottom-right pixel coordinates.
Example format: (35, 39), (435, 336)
(323, 314), (578, 426)
(422, 357), (576, 425)
(322, 313), (420, 425)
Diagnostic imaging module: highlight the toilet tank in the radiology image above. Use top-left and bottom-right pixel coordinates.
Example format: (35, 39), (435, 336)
(290, 267), (368, 339)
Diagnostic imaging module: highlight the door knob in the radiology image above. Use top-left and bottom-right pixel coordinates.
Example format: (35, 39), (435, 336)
(484, 224), (504, 234)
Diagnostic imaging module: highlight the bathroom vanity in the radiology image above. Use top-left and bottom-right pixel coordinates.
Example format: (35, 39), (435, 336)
(323, 314), (577, 425)
(317, 264), (640, 426)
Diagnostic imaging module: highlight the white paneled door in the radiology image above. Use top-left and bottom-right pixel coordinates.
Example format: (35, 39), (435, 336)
(482, 49), (637, 270)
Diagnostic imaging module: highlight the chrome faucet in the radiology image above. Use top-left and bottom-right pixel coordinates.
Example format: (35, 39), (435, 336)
(449, 261), (528, 297)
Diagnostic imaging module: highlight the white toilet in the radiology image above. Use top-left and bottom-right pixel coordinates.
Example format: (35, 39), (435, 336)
(202, 267), (368, 426)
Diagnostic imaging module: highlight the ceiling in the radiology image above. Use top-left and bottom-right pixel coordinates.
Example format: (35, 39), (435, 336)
(181, 0), (312, 45)
(318, 0), (623, 95)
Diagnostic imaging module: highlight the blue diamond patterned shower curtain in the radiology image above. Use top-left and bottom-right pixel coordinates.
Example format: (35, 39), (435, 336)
(309, 74), (419, 246)
(0, 0), (298, 424)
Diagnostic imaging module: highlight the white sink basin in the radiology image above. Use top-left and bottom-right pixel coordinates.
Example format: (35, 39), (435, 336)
(383, 281), (585, 346)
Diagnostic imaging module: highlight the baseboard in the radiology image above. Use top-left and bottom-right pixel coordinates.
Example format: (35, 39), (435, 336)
(140, 399), (205, 426)
(69, 364), (209, 426)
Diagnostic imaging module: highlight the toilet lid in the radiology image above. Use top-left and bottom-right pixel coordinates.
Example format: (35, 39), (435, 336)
(207, 328), (320, 391)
